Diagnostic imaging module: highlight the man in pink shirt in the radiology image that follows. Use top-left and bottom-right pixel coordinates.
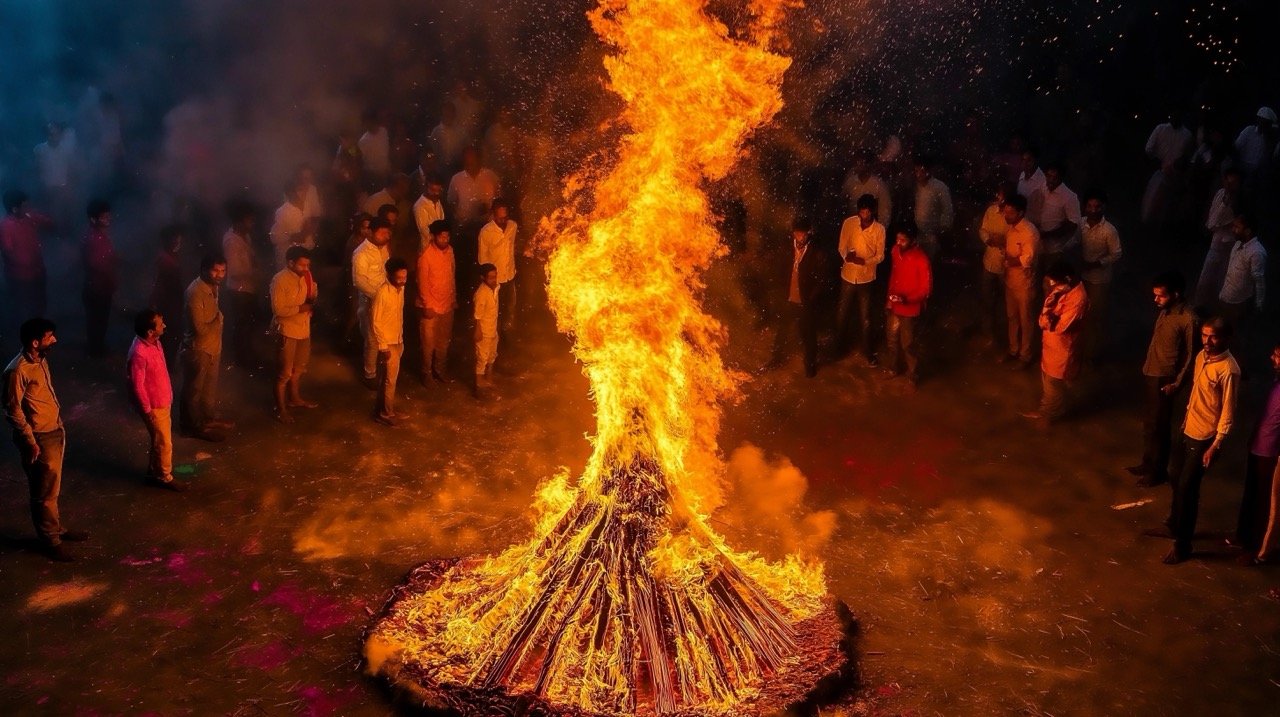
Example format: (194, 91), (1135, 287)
(82, 199), (118, 358)
(128, 310), (186, 492)
(0, 190), (53, 328)
(417, 220), (457, 384)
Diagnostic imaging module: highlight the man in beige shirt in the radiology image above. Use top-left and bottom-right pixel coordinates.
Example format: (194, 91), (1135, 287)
(1158, 317), (1240, 564)
(270, 246), (319, 423)
(1002, 194), (1040, 367)
(4, 318), (88, 561)
(180, 254), (230, 442)
(836, 194), (885, 365)
(372, 258), (409, 425)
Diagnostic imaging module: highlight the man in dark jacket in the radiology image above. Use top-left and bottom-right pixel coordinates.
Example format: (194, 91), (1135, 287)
(769, 217), (835, 377)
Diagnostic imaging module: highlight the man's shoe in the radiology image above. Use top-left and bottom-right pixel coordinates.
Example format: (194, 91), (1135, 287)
(191, 429), (226, 443)
(374, 413), (399, 427)
(45, 544), (75, 563)
(287, 400), (319, 409)
(1126, 463), (1151, 477)
(60, 530), (90, 542)
(432, 370), (452, 384)
(1136, 475), (1168, 488)
(1162, 548), (1189, 565)
(361, 376), (379, 390)
(206, 419), (235, 430)
(866, 354), (880, 368)
(147, 477), (189, 493)
(1142, 527), (1174, 539)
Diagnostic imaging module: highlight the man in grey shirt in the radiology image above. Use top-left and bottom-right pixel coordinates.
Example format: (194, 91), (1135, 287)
(4, 318), (88, 561)
(1129, 272), (1195, 488)
(180, 254), (231, 442)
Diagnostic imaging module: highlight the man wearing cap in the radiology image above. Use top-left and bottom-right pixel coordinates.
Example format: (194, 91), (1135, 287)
(1235, 107), (1276, 176)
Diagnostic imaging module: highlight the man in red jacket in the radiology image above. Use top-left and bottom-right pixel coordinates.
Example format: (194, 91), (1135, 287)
(883, 223), (932, 385)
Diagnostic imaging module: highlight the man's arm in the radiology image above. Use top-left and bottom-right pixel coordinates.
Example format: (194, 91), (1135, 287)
(370, 289), (392, 351)
(1251, 251), (1266, 309)
(128, 352), (152, 415)
(188, 287), (221, 333)
(3, 369), (36, 451)
(270, 276), (300, 320)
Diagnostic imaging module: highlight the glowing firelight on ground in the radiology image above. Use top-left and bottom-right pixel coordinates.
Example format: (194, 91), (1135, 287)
(364, 0), (845, 714)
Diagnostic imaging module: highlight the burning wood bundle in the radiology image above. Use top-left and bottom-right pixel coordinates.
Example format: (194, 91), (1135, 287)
(366, 0), (850, 713)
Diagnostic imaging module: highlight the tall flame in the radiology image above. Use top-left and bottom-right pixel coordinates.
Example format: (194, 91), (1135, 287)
(366, 1), (831, 714)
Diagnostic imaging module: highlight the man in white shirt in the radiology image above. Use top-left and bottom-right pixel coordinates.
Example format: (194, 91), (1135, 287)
(841, 152), (892, 224)
(1235, 107), (1276, 176)
(295, 164), (323, 222)
(1078, 190), (1122, 360)
(270, 246), (318, 423)
(352, 219), (393, 386)
(1002, 194), (1040, 368)
(448, 147), (502, 229)
(477, 200), (518, 336)
(270, 180), (310, 269)
(1217, 212), (1268, 338)
(836, 194), (885, 364)
(1016, 149), (1046, 202)
(1028, 163), (1081, 265)
(1142, 113), (1193, 226)
(1194, 167), (1243, 309)
(413, 177), (447, 252)
(358, 110), (390, 185)
(371, 258), (409, 425)
(474, 263), (500, 397)
(221, 202), (259, 368)
(431, 103), (466, 171)
(912, 158), (954, 259)
(32, 122), (79, 230)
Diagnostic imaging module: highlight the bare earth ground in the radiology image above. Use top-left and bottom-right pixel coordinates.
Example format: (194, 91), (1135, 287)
(1, 254), (1278, 717)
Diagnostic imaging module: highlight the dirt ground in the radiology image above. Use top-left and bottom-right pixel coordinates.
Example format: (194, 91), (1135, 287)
(1, 238), (1278, 717)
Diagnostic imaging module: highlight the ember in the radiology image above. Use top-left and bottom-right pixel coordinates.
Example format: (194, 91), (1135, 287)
(364, 0), (849, 713)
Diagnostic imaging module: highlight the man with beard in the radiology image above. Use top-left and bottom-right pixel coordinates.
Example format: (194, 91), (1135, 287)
(4, 318), (89, 561)
(180, 254), (231, 442)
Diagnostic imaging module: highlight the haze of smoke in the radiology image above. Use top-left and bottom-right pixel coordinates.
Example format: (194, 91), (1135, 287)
(717, 442), (838, 561)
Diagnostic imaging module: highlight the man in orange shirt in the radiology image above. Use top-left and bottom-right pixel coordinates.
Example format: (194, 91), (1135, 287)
(882, 223), (932, 386)
(1023, 262), (1088, 429)
(417, 220), (456, 384)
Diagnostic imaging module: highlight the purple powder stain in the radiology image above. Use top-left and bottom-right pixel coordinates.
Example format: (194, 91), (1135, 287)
(262, 583), (357, 634)
(165, 551), (212, 586)
(296, 685), (359, 717)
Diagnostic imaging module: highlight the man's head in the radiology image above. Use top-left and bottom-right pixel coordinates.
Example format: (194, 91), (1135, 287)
(993, 182), (1013, 206)
(1257, 106), (1277, 131)
(160, 224), (184, 254)
(1020, 148), (1039, 176)
(852, 151), (874, 179)
(285, 245), (312, 276)
(353, 212), (373, 236)
(1083, 189), (1107, 223)
(388, 173), (411, 202)
(1223, 167), (1243, 194)
(370, 218), (393, 247)
(1044, 162), (1064, 191)
(134, 309), (165, 340)
(285, 180), (306, 207)
(1231, 211), (1255, 242)
(462, 146), (481, 174)
(1201, 316), (1232, 356)
(491, 199), (510, 228)
(227, 200), (255, 234)
(3, 189), (29, 216)
(479, 263), (499, 289)
(1270, 340), (1280, 376)
(895, 222), (919, 250)
(855, 193), (878, 223)
(1044, 261), (1079, 290)
(87, 199), (112, 228)
(1151, 271), (1185, 310)
(791, 217), (812, 247)
(429, 219), (451, 249)
(912, 157), (933, 186)
(19, 318), (57, 357)
(296, 164), (316, 187)
(200, 253), (228, 286)
(385, 257), (409, 289)
(45, 122), (64, 145)
(376, 203), (399, 226)
(425, 177), (444, 201)
(1002, 193), (1028, 226)
(362, 108), (382, 131)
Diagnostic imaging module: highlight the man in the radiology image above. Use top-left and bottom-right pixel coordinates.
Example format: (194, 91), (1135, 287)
(1078, 190), (1122, 360)
(372, 258), (409, 425)
(770, 218), (834, 378)
(448, 147), (501, 229)
(1130, 272), (1196, 488)
(82, 199), (118, 358)
(1028, 163), (1081, 269)
(364, 173), (413, 259)
(430, 103), (465, 171)
(32, 122), (78, 228)
(836, 194), (885, 365)
(911, 158), (954, 259)
(1141, 112), (1193, 227)
(1194, 167), (1243, 310)
(418, 220), (456, 384)
(1216, 212), (1267, 338)
(1233, 341), (1280, 565)
(477, 200), (519, 336)
(977, 183), (1013, 347)
(180, 254), (230, 442)
(1016, 149), (1046, 202)
(1002, 194), (1040, 368)
(353, 218), (393, 388)
(221, 201), (259, 368)
(357, 109), (390, 185)
(413, 176), (446, 252)
(363, 173), (412, 222)
(842, 151), (892, 224)
(269, 180), (310, 269)
(1234, 107), (1276, 176)
(270, 246), (319, 423)
(1022, 262), (1088, 429)
(4, 318), (88, 561)
(127, 310), (187, 492)
(150, 225), (186, 367)
(474, 263), (500, 396)
(295, 164), (323, 222)
(1159, 317), (1240, 564)
(882, 223), (932, 386)
(0, 190), (53, 326)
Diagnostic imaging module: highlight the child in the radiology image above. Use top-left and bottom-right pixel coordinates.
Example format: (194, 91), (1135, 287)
(474, 263), (500, 396)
